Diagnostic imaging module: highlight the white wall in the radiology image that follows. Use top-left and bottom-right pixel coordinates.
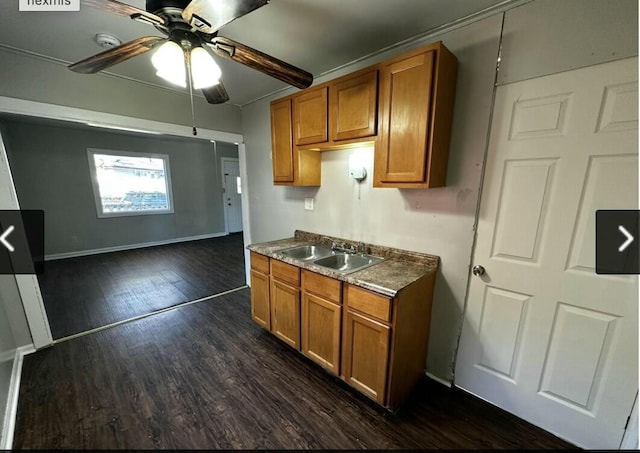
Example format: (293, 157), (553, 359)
(242, 15), (504, 382)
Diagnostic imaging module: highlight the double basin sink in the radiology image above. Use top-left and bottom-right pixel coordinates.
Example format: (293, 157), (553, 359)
(279, 244), (384, 274)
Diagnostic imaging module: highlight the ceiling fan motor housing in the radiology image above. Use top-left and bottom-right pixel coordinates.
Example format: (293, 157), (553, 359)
(146, 0), (191, 14)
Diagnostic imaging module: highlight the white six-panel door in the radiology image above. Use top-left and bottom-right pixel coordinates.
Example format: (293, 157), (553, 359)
(222, 158), (243, 233)
(455, 57), (638, 449)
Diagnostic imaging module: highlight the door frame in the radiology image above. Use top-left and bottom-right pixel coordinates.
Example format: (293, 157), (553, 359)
(220, 157), (242, 234)
(0, 96), (247, 349)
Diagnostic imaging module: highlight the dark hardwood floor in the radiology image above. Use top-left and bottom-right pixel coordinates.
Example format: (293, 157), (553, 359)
(14, 288), (576, 450)
(37, 233), (246, 339)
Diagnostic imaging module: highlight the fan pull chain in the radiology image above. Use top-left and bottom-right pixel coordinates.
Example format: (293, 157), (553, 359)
(184, 49), (198, 136)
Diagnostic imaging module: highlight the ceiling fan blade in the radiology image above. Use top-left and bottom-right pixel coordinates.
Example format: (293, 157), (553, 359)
(69, 36), (165, 74)
(182, 0), (268, 34)
(208, 37), (313, 89)
(81, 0), (165, 26)
(202, 81), (230, 104)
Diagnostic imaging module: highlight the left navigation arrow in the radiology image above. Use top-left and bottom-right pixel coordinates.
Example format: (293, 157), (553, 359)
(0, 225), (14, 252)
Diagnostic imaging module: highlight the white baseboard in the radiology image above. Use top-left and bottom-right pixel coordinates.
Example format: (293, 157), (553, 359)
(45, 232), (228, 261)
(426, 371), (453, 388)
(1, 344), (35, 450)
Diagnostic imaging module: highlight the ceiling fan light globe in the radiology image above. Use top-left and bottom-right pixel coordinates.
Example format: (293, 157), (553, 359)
(151, 40), (183, 71)
(191, 47), (222, 90)
(155, 68), (186, 88)
(152, 41), (187, 87)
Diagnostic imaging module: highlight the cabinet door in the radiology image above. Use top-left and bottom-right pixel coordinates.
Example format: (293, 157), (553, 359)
(293, 86), (328, 145)
(301, 292), (341, 374)
(342, 309), (390, 404)
(330, 70), (378, 141)
(250, 270), (270, 329)
(271, 98), (294, 183)
(270, 278), (301, 349)
(375, 51), (435, 183)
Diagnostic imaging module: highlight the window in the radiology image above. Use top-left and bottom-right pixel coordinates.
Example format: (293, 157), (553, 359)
(88, 149), (174, 218)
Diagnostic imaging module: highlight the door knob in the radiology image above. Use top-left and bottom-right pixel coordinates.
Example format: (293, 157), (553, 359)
(472, 265), (486, 276)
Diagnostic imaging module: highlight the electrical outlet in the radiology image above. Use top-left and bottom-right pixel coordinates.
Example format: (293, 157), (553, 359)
(304, 198), (314, 210)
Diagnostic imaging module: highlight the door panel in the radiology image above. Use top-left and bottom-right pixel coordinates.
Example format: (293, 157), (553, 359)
(301, 292), (341, 374)
(270, 278), (300, 349)
(342, 309), (389, 404)
(455, 57), (638, 449)
(293, 86), (328, 145)
(376, 51), (434, 183)
(250, 270), (270, 329)
(270, 98), (294, 182)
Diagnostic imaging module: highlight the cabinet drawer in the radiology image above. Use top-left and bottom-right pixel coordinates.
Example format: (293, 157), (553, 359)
(344, 284), (392, 323)
(250, 252), (269, 274)
(302, 270), (342, 304)
(271, 259), (300, 286)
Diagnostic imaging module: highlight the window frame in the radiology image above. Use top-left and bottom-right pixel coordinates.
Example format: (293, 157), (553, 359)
(87, 148), (175, 219)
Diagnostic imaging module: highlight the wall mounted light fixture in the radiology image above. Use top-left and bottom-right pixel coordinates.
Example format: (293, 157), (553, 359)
(349, 148), (370, 183)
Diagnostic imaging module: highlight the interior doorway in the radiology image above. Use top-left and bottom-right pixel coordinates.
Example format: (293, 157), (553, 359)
(0, 113), (248, 341)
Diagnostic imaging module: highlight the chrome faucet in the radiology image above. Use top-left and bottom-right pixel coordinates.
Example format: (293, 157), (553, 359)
(331, 241), (356, 254)
(357, 241), (367, 255)
(322, 236), (359, 254)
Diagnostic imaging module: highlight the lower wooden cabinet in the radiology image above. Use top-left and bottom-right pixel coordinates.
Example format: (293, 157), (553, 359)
(249, 251), (436, 411)
(341, 308), (390, 404)
(270, 278), (301, 349)
(250, 252), (271, 330)
(250, 269), (270, 330)
(301, 292), (342, 374)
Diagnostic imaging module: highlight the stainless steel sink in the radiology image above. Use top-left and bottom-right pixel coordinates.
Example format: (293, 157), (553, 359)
(280, 244), (333, 261)
(313, 253), (384, 274)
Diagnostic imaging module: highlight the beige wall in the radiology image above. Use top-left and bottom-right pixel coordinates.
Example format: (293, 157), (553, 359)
(0, 47), (243, 134)
(242, 15), (504, 382)
(2, 118), (238, 256)
(241, 0), (638, 383)
(499, 0), (638, 85)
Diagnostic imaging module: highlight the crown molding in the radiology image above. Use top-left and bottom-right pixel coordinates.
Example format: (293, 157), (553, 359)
(239, 0), (533, 107)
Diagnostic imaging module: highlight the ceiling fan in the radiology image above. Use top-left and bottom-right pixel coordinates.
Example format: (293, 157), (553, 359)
(69, 0), (314, 108)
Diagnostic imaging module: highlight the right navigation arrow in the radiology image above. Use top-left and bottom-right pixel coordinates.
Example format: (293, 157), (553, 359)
(618, 225), (634, 252)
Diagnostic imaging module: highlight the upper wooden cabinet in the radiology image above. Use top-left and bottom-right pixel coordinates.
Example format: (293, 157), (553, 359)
(270, 98), (294, 183)
(374, 43), (458, 188)
(293, 86), (328, 146)
(270, 41), (457, 189)
(330, 69), (378, 142)
(270, 98), (321, 187)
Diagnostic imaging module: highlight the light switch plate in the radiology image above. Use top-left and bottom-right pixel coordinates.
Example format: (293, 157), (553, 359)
(304, 198), (314, 210)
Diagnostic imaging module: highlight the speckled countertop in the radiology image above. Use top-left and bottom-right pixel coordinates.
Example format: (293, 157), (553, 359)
(247, 230), (439, 297)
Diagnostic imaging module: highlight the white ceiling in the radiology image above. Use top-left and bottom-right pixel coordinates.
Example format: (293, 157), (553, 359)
(0, 0), (511, 106)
